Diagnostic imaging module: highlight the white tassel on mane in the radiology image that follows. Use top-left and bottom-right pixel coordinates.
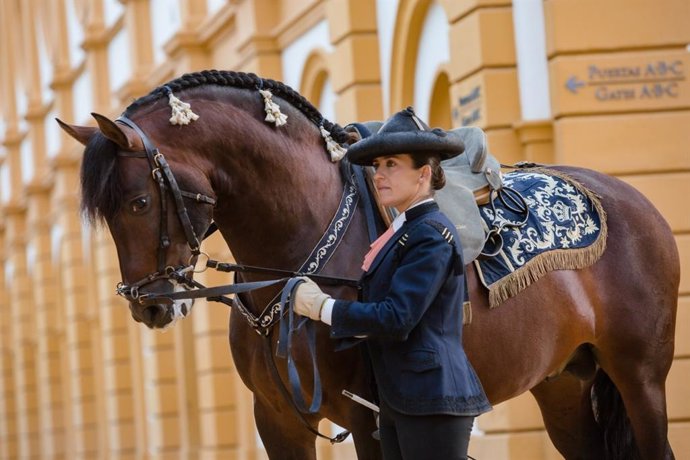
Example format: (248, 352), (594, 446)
(320, 125), (347, 162)
(259, 89), (288, 127)
(167, 91), (199, 125)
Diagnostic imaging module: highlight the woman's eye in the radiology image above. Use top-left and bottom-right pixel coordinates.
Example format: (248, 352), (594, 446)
(130, 197), (149, 214)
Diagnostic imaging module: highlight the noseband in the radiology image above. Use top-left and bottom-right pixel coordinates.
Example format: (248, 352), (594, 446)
(114, 116), (216, 305)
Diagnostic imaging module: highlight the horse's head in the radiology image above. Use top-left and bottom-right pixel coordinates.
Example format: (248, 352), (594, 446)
(57, 112), (216, 329)
(56, 70), (364, 332)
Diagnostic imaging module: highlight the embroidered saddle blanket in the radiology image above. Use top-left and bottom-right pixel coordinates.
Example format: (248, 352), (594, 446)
(474, 168), (607, 308)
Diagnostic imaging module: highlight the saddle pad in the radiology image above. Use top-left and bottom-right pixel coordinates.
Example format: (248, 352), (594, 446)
(474, 169), (607, 308)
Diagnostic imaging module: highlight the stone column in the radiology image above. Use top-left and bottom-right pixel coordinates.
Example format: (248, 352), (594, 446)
(53, 146), (100, 459)
(233, 0), (282, 76)
(188, 236), (237, 460)
(0, 5), (19, 459)
(514, 120), (554, 165)
(20, 0), (68, 457)
(326, 0), (383, 121)
(441, 0), (553, 457)
(116, 0), (155, 103)
(4, 172), (36, 460)
(51, 39), (100, 460)
(164, 0), (209, 74)
(81, 3), (147, 458)
(0, 214), (12, 460)
(117, 2), (196, 459)
(1, 0), (42, 457)
(443, 0), (524, 163)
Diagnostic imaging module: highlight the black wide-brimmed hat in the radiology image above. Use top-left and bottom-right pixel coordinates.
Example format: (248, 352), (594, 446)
(346, 107), (464, 166)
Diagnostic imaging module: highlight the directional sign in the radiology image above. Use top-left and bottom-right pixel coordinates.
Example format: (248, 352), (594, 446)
(550, 51), (690, 115)
(565, 76), (586, 94)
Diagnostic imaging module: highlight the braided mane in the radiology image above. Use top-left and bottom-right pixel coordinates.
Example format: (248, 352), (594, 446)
(123, 69), (350, 144)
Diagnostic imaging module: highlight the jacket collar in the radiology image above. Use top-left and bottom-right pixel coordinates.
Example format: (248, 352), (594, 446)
(404, 200), (439, 223)
(363, 200), (439, 276)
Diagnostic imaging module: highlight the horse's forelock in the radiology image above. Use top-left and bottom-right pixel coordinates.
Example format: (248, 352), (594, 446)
(80, 131), (123, 225)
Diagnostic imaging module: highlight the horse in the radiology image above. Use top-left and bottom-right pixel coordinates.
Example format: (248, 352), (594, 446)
(57, 70), (679, 459)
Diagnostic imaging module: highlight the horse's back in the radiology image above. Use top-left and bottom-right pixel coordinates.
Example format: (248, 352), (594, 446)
(463, 164), (679, 404)
(550, 165), (680, 285)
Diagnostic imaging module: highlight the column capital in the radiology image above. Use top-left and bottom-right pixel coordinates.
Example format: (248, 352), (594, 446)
(25, 178), (54, 196)
(1, 126), (25, 148)
(115, 78), (152, 107)
(3, 200), (27, 217)
(163, 31), (206, 59)
(51, 65), (81, 91)
(51, 151), (82, 169)
(82, 27), (111, 51)
(513, 119), (554, 145)
(25, 101), (53, 122)
(513, 119), (554, 164)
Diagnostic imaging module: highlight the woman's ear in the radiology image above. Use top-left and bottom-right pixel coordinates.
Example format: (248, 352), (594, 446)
(421, 164), (432, 180)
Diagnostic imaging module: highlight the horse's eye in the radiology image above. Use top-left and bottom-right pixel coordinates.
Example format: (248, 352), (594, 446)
(130, 196), (150, 214)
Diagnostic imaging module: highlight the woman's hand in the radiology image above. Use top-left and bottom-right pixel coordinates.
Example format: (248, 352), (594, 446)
(293, 277), (331, 321)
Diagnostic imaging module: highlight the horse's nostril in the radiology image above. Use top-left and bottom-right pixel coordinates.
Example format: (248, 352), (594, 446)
(143, 305), (163, 323)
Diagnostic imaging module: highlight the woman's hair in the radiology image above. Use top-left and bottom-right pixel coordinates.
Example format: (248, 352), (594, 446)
(412, 154), (446, 191)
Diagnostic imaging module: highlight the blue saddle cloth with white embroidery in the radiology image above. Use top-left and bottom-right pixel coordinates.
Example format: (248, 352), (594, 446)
(474, 169), (606, 307)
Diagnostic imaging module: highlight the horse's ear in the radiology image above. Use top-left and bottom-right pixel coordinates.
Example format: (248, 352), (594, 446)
(56, 118), (97, 146)
(342, 126), (362, 145)
(91, 112), (143, 151)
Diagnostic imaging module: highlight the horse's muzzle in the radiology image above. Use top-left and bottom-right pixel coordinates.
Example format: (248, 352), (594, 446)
(131, 298), (193, 329)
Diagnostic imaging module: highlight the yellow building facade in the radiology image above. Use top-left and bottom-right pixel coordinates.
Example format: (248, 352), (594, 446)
(0, 0), (687, 459)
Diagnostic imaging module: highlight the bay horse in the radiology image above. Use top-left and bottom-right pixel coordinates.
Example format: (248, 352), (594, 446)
(58, 70), (678, 459)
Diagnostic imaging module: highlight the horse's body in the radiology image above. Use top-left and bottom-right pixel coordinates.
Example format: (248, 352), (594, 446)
(59, 71), (678, 459)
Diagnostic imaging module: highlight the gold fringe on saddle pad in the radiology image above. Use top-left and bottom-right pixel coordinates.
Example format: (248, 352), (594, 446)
(479, 167), (608, 309)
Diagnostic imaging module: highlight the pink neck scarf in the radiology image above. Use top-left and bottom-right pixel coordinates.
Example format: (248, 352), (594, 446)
(361, 226), (396, 272)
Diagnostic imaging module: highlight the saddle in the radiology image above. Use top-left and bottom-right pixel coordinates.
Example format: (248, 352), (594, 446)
(353, 122), (505, 263)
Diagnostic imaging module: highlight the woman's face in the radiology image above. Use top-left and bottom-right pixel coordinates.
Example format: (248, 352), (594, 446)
(372, 154), (431, 212)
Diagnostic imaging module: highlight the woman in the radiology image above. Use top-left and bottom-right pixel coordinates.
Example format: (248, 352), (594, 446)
(294, 107), (491, 460)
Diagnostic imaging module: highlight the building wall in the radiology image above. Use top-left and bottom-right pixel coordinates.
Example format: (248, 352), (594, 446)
(0, 0), (687, 459)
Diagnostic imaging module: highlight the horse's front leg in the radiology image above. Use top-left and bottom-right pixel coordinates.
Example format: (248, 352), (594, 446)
(253, 397), (318, 460)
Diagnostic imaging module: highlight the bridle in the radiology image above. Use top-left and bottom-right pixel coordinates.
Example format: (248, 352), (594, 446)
(114, 116), (216, 305)
(111, 116), (361, 315)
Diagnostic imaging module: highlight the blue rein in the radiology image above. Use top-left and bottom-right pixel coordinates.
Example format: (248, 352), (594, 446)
(276, 277), (323, 414)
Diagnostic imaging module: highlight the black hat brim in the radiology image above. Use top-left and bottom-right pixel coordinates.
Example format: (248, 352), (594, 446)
(346, 130), (464, 166)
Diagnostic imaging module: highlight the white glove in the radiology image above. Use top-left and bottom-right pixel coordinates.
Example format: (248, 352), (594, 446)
(293, 277), (331, 321)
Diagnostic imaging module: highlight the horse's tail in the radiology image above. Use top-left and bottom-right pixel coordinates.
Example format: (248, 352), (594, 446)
(591, 370), (641, 460)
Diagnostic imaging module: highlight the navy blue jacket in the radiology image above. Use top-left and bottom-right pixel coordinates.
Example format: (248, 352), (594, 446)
(331, 202), (491, 416)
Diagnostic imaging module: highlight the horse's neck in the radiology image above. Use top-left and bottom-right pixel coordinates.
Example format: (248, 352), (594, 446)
(208, 124), (345, 271)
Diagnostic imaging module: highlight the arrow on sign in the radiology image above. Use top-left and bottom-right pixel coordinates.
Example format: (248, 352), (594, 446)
(565, 76), (586, 94)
